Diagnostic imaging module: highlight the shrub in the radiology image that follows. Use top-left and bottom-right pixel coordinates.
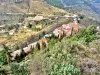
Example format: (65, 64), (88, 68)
(0, 50), (7, 65)
(79, 15), (84, 19)
(42, 37), (81, 75)
(45, 61), (80, 75)
(10, 62), (29, 75)
(43, 53), (80, 75)
(71, 25), (97, 43)
(0, 45), (9, 65)
(97, 72), (100, 75)
(27, 23), (32, 29)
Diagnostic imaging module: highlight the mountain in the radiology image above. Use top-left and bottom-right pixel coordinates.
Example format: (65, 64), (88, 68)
(0, 0), (67, 14)
(46, 0), (100, 22)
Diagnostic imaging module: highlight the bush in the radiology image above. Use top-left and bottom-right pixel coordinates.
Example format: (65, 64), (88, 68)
(0, 45), (9, 65)
(0, 51), (7, 65)
(27, 23), (32, 29)
(42, 37), (81, 75)
(45, 61), (80, 75)
(10, 62), (29, 75)
(71, 25), (97, 43)
(43, 53), (80, 75)
(79, 15), (84, 19)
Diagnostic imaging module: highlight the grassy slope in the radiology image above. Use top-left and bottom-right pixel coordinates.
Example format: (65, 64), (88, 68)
(0, 0), (67, 14)
(29, 0), (67, 15)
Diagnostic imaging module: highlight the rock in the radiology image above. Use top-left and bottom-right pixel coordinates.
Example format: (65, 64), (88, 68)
(78, 58), (100, 74)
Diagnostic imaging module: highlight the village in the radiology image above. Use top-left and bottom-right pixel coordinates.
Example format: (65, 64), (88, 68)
(0, 13), (78, 48)
(0, 13), (81, 58)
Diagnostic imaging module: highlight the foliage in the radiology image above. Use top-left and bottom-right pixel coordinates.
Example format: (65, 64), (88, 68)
(46, 0), (64, 8)
(71, 25), (97, 43)
(41, 25), (98, 75)
(97, 72), (100, 75)
(42, 37), (80, 75)
(27, 23), (32, 29)
(0, 50), (7, 65)
(10, 62), (29, 75)
(6, 24), (19, 31)
(79, 15), (84, 19)
(42, 48), (80, 75)
(45, 61), (80, 75)
(0, 45), (9, 65)
(0, 66), (7, 75)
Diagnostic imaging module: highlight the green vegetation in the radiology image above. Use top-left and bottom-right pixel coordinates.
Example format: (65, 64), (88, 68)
(41, 37), (81, 75)
(27, 20), (53, 31)
(71, 25), (97, 43)
(0, 45), (9, 65)
(45, 61), (80, 75)
(10, 62), (29, 75)
(40, 25), (98, 75)
(0, 50), (7, 65)
(46, 0), (63, 8)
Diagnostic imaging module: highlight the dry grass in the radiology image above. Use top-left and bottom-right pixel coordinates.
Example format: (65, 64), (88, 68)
(0, 27), (36, 46)
(0, 0), (68, 14)
(29, 0), (67, 15)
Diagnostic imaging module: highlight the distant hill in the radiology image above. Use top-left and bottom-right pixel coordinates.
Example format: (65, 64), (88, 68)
(45, 0), (100, 22)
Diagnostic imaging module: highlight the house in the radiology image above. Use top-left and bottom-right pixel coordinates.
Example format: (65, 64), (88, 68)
(72, 21), (79, 33)
(53, 26), (64, 39)
(37, 37), (48, 50)
(53, 21), (79, 38)
(23, 45), (32, 54)
(33, 16), (48, 21)
(10, 49), (22, 60)
(62, 24), (73, 36)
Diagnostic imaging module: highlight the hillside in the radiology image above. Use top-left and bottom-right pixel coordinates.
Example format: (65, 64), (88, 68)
(0, 0), (28, 13)
(29, 0), (67, 15)
(0, 0), (67, 14)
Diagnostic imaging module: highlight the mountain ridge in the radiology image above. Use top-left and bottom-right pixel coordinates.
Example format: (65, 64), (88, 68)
(46, 0), (100, 22)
